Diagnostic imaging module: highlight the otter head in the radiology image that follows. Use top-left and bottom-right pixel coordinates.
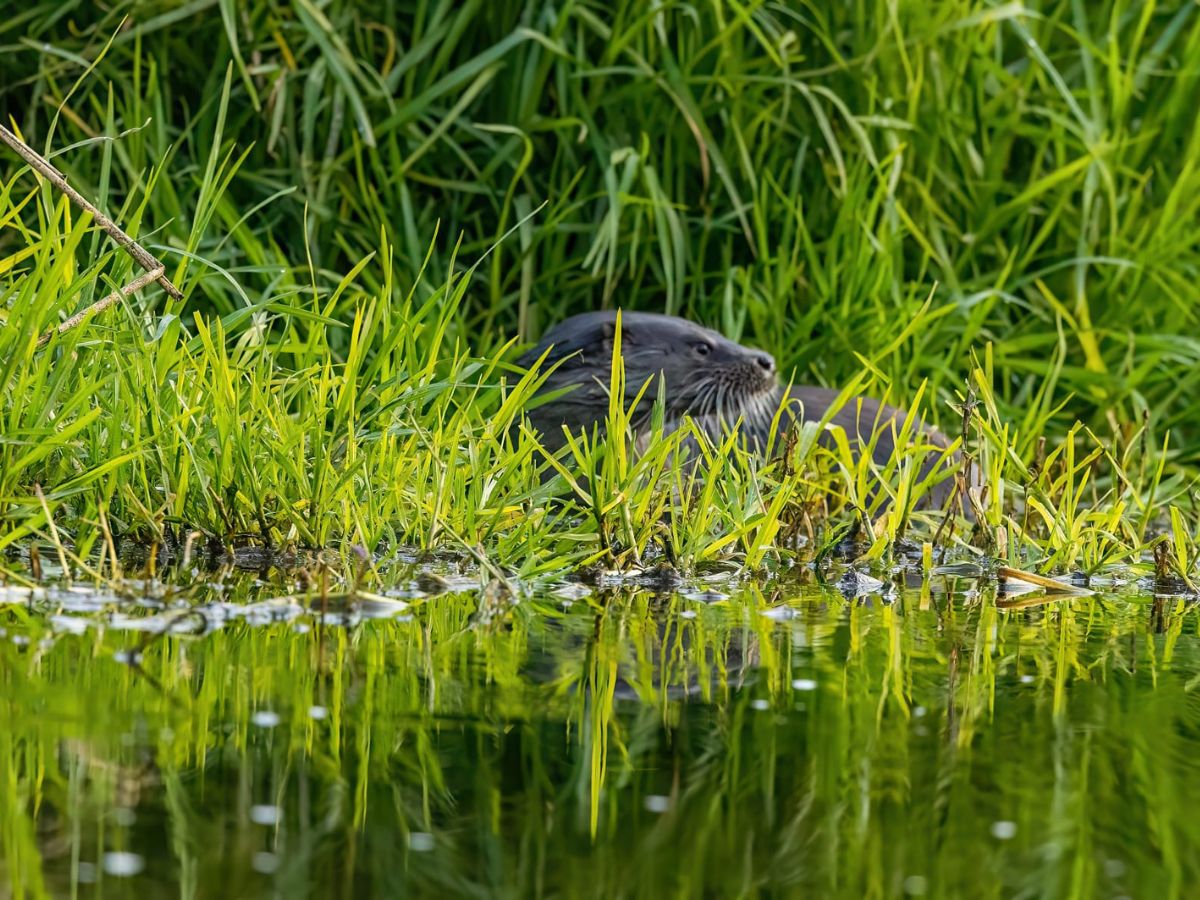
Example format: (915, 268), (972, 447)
(518, 310), (779, 448)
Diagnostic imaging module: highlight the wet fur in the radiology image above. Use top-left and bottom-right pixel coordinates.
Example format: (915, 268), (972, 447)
(518, 311), (778, 449)
(518, 311), (959, 508)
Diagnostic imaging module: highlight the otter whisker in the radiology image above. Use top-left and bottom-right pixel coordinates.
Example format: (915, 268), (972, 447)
(699, 378), (721, 418)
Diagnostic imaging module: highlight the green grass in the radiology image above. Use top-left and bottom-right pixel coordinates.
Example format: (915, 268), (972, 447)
(3, 0), (1200, 582)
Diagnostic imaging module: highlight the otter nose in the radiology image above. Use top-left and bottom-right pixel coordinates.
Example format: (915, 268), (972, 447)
(753, 351), (775, 374)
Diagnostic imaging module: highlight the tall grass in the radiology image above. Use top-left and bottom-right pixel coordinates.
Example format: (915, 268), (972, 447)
(2, 1), (1200, 579)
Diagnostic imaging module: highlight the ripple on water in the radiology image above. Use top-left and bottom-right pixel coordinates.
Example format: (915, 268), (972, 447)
(250, 805), (281, 826)
(251, 710), (281, 729)
(252, 852), (280, 874)
(102, 852), (145, 877)
(990, 821), (1017, 840)
(643, 795), (671, 813)
(408, 832), (435, 852)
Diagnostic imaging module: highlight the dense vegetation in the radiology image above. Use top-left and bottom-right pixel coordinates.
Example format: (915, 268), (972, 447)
(3, 0), (1200, 577)
(6, 6), (1200, 898)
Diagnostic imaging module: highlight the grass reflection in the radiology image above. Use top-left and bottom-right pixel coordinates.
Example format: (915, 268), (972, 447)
(1, 573), (1199, 898)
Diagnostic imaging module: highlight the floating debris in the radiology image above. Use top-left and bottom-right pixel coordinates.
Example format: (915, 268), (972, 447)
(355, 595), (410, 619)
(50, 614), (90, 635)
(836, 570), (887, 596)
(681, 587), (729, 603)
(761, 605), (796, 621)
(997, 566), (1093, 595)
(551, 582), (593, 601)
(932, 562), (985, 578)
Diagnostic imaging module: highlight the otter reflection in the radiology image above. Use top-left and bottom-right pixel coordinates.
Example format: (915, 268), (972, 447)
(525, 593), (764, 704)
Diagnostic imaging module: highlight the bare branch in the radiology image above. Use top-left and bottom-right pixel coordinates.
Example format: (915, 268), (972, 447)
(36, 266), (165, 347)
(0, 123), (184, 301)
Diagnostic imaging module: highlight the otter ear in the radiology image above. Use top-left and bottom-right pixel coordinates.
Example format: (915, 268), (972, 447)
(518, 318), (614, 369)
(601, 318), (638, 348)
(597, 320), (617, 356)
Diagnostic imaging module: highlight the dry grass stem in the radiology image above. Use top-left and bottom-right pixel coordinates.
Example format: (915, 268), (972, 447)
(35, 266), (164, 347)
(0, 124), (183, 300)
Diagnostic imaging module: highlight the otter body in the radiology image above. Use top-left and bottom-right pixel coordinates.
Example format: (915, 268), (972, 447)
(518, 311), (959, 508)
(518, 311), (777, 451)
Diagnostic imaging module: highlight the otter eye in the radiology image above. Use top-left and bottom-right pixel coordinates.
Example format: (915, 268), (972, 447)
(693, 342), (712, 356)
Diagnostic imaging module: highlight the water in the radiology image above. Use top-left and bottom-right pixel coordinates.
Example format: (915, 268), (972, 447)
(1, 555), (1199, 898)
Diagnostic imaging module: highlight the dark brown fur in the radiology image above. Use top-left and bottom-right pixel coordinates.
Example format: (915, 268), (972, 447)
(518, 311), (960, 509)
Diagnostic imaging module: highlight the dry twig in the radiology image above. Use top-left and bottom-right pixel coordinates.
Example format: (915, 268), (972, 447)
(35, 266), (164, 347)
(0, 123), (183, 301)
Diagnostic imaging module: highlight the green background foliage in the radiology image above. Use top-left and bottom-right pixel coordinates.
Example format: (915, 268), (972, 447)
(4, 0), (1197, 425)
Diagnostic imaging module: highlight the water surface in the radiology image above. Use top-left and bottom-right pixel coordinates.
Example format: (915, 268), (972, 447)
(1, 555), (1197, 898)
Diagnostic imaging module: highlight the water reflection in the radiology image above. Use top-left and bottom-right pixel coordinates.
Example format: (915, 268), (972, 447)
(1, 562), (1199, 898)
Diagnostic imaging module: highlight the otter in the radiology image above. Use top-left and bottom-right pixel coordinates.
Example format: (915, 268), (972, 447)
(517, 311), (962, 510)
